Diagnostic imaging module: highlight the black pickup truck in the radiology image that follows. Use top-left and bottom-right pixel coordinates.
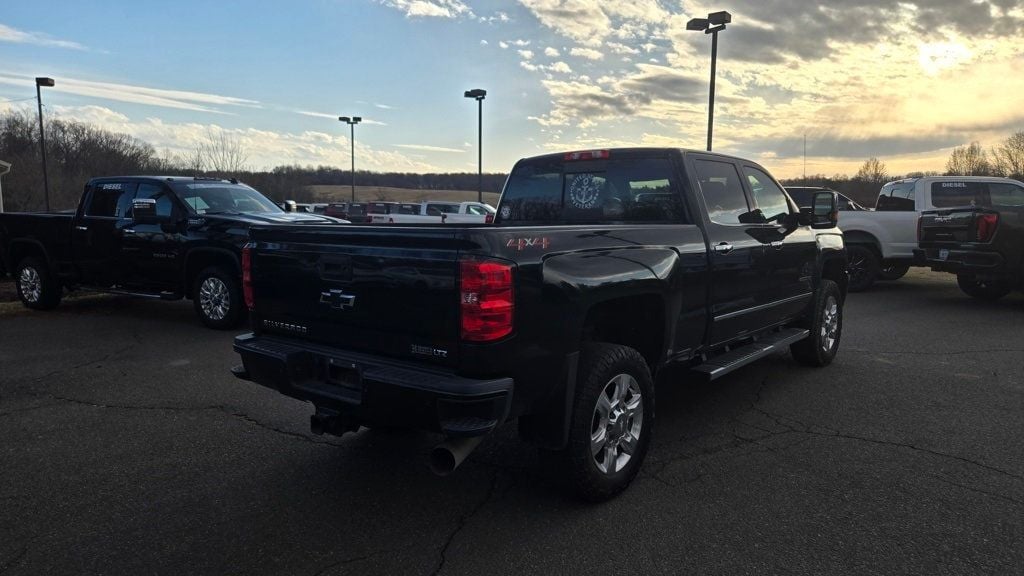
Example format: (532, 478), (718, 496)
(232, 148), (848, 500)
(916, 178), (1024, 300)
(0, 176), (342, 328)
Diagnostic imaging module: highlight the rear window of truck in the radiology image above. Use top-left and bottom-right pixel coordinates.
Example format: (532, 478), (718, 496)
(498, 158), (687, 224)
(931, 181), (1024, 208)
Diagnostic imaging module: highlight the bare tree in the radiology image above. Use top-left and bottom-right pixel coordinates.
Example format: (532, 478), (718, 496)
(855, 157), (889, 184)
(192, 129), (248, 175)
(946, 141), (993, 176)
(991, 132), (1024, 179)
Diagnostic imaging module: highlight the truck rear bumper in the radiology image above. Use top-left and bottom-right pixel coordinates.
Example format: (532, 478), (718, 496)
(914, 247), (1005, 275)
(232, 333), (513, 437)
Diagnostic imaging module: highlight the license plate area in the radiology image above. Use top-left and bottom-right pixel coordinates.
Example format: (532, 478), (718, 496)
(938, 249), (949, 261)
(296, 357), (364, 405)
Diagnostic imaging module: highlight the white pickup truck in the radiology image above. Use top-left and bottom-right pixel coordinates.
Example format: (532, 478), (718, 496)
(369, 201), (495, 224)
(839, 176), (1018, 291)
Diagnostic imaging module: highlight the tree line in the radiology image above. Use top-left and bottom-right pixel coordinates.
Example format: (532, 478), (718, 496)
(1, 110), (1022, 212)
(0, 111), (506, 212)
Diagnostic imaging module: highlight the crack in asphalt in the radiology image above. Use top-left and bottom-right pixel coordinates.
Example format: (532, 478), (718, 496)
(430, 470), (501, 576)
(17, 393), (351, 449)
(929, 476), (1024, 507)
(311, 544), (418, 576)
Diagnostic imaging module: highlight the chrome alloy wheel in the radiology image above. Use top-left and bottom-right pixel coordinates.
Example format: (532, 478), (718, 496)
(590, 373), (643, 475)
(19, 266), (42, 303)
(821, 295), (839, 353)
(199, 277), (230, 321)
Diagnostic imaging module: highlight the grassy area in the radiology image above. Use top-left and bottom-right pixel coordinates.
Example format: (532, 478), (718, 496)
(306, 185), (500, 205)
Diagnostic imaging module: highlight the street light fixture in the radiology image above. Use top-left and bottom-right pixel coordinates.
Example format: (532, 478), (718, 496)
(35, 77), (54, 211)
(686, 11), (731, 152)
(339, 116), (362, 203)
(464, 89), (486, 203)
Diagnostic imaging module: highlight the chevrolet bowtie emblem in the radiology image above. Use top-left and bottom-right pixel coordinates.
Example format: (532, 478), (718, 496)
(320, 289), (356, 310)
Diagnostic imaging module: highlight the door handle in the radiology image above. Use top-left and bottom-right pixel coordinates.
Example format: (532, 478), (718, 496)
(75, 225), (88, 231)
(713, 242), (734, 254)
(770, 240), (784, 250)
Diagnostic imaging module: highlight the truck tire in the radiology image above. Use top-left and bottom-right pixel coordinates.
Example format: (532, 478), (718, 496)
(846, 245), (879, 292)
(193, 266), (244, 329)
(956, 274), (1012, 301)
(15, 257), (62, 310)
(556, 343), (654, 502)
(878, 262), (910, 281)
(790, 279), (842, 367)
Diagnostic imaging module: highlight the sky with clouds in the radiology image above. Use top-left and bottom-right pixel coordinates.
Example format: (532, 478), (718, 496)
(2, 1), (1023, 177)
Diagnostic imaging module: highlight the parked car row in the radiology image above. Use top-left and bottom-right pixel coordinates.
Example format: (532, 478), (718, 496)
(322, 200), (495, 224)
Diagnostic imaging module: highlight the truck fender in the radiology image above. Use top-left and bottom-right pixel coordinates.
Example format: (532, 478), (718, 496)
(6, 238), (53, 275)
(182, 247), (241, 294)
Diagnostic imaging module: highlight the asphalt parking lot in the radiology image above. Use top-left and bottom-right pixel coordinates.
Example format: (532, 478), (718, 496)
(1, 269), (1022, 575)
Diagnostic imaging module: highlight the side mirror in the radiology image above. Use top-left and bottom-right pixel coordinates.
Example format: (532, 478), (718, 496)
(132, 198), (159, 224)
(284, 200), (296, 213)
(811, 191), (839, 229)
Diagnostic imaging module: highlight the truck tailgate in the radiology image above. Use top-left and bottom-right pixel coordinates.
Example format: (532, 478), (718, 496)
(248, 225), (464, 367)
(918, 209), (980, 245)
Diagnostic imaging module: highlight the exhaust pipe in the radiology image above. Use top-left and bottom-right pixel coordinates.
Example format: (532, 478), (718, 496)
(430, 436), (484, 476)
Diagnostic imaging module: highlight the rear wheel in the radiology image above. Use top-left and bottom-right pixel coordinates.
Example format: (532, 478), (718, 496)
(956, 274), (1011, 301)
(193, 266), (244, 329)
(791, 279), (843, 367)
(15, 257), (62, 310)
(878, 262), (910, 281)
(846, 245), (879, 292)
(552, 343), (654, 502)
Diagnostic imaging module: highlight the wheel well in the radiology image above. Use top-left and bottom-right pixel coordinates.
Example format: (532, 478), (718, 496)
(821, 257), (849, 299)
(842, 231), (882, 258)
(185, 250), (240, 298)
(8, 241), (48, 271)
(581, 295), (665, 370)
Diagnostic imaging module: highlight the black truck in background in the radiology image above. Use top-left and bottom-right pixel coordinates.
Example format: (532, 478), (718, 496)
(232, 148), (848, 500)
(916, 178), (1024, 300)
(0, 176), (343, 328)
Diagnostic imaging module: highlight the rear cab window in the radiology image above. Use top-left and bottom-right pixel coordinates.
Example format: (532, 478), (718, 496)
(497, 153), (688, 224)
(931, 181), (1024, 208)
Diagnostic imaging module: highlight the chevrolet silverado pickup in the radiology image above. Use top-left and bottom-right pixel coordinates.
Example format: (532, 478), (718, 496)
(0, 176), (344, 328)
(232, 148), (848, 500)
(916, 178), (1024, 300)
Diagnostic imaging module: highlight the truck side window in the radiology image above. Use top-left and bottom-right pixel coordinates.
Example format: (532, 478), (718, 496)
(693, 160), (750, 225)
(135, 183), (174, 219)
(87, 182), (136, 218)
(743, 166), (791, 223)
(990, 183), (1024, 206)
(879, 182), (916, 211)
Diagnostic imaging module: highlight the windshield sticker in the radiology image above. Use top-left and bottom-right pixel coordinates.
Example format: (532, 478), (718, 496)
(941, 182), (968, 188)
(500, 205), (512, 219)
(101, 183), (122, 190)
(568, 173), (601, 209)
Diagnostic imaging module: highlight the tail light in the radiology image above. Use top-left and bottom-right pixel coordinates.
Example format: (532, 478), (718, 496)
(976, 213), (998, 242)
(917, 216), (923, 242)
(485, 213), (494, 224)
(242, 243), (254, 311)
(460, 258), (514, 342)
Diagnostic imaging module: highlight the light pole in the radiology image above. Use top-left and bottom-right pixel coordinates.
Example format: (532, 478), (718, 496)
(686, 12), (731, 152)
(464, 89), (486, 203)
(339, 116), (362, 202)
(0, 159), (11, 213)
(35, 77), (54, 211)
